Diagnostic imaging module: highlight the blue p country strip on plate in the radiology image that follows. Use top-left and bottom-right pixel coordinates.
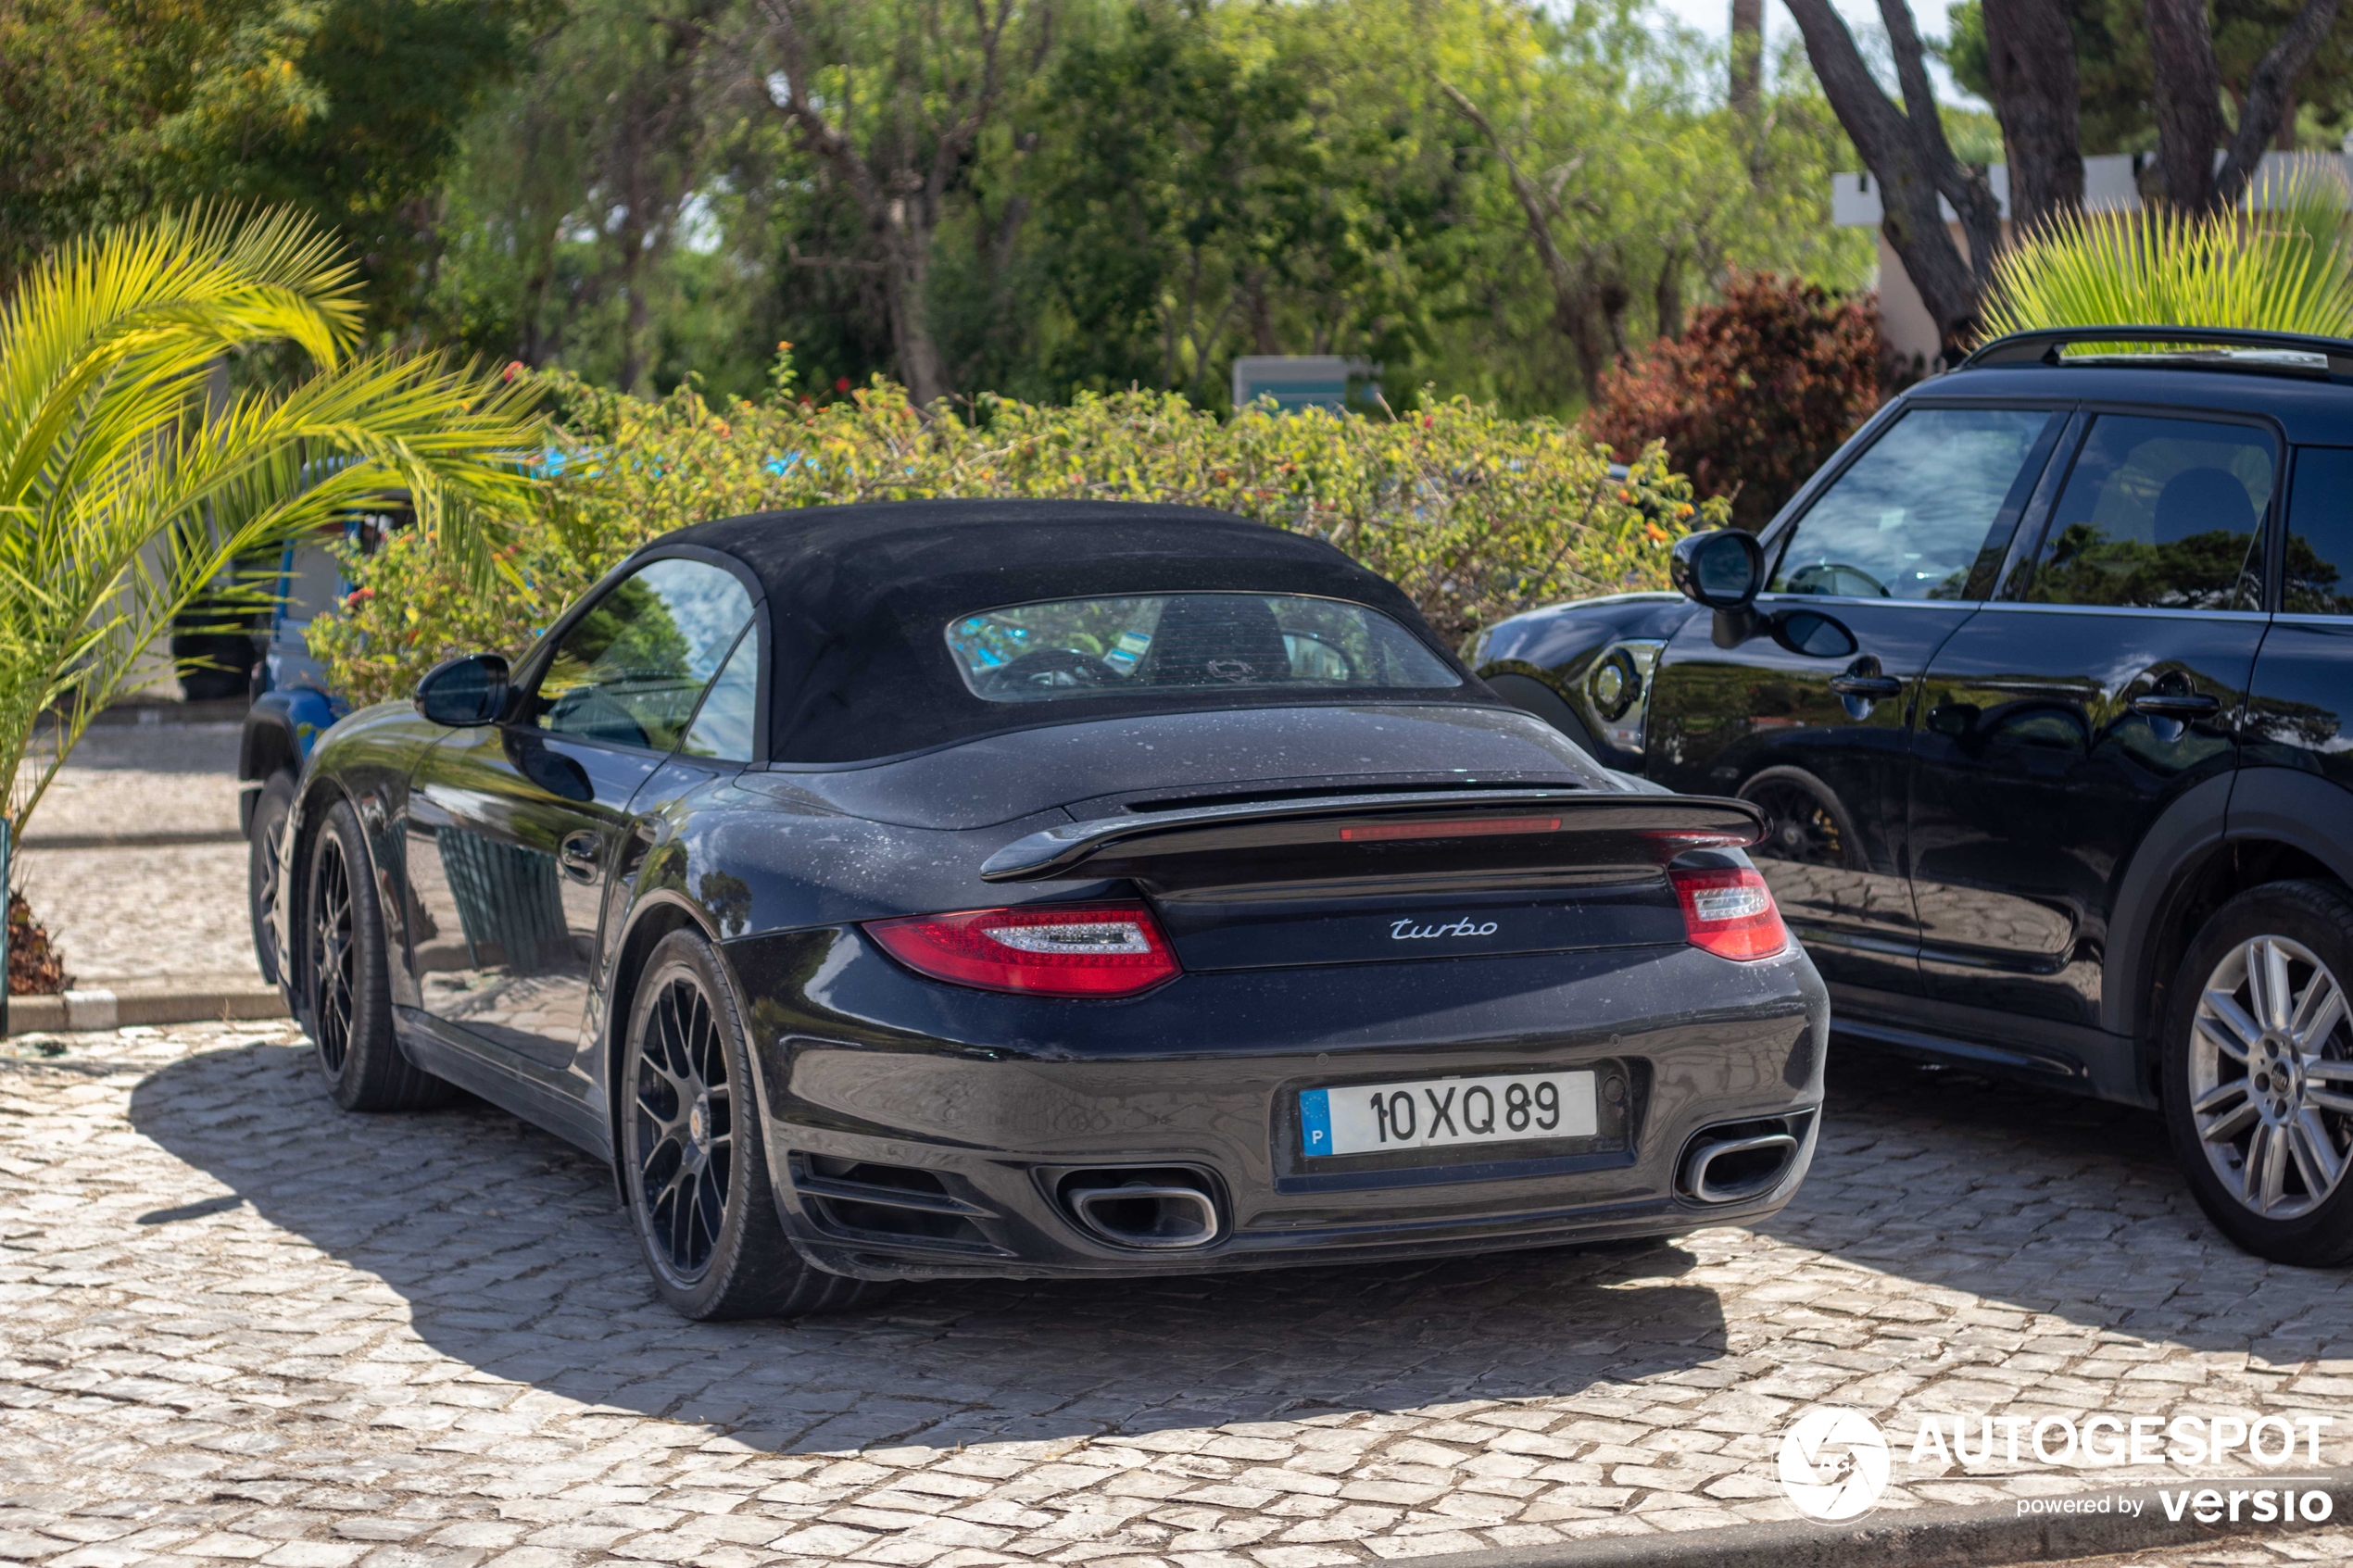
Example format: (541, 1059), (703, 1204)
(1300, 1070), (1597, 1157)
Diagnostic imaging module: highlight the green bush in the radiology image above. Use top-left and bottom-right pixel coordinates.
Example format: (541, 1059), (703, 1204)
(310, 353), (1719, 707)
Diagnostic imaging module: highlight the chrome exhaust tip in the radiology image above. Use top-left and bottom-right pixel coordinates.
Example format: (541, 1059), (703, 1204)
(1678, 1116), (1807, 1204)
(1060, 1169), (1223, 1249)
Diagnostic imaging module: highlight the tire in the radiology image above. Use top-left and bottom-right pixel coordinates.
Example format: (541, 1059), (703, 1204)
(304, 798), (451, 1112)
(248, 771), (297, 988)
(2161, 879), (2353, 1266)
(620, 928), (886, 1320)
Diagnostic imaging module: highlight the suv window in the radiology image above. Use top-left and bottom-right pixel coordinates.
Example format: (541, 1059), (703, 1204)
(2284, 446), (2353, 615)
(532, 558), (754, 750)
(1769, 406), (2060, 600)
(2024, 414), (2273, 611)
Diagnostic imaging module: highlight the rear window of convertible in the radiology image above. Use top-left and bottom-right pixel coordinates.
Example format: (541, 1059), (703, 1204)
(947, 593), (1460, 703)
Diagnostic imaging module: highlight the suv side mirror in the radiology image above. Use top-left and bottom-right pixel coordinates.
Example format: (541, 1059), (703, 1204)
(1670, 529), (1766, 609)
(415, 653), (510, 727)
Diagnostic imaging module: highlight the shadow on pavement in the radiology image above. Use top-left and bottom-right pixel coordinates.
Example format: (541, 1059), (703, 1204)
(128, 1041), (1729, 1454)
(1762, 1043), (2353, 1361)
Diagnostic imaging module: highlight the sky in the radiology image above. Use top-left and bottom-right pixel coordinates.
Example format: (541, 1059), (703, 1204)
(1648, 0), (1988, 111)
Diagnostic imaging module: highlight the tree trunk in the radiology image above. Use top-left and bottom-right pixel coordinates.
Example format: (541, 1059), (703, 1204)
(1782, 0), (1999, 357)
(1655, 248), (1685, 340)
(2148, 0), (2339, 211)
(1441, 81), (1612, 399)
(2218, 0), (2342, 201)
(881, 202), (950, 408)
(1980, 0), (2082, 232)
(1730, 0), (1764, 116)
(2145, 0), (2226, 211)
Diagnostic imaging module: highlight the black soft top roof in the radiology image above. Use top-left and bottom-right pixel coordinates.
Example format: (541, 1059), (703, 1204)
(662, 499), (1485, 765)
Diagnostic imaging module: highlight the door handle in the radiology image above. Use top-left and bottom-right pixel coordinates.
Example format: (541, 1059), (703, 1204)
(558, 830), (601, 883)
(2129, 692), (2221, 719)
(1829, 673), (1904, 699)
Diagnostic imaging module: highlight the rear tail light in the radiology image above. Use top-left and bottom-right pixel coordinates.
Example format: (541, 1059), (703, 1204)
(1670, 867), (1788, 960)
(866, 902), (1180, 997)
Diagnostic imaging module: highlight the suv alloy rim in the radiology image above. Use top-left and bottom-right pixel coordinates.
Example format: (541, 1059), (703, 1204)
(308, 835), (355, 1074)
(629, 975), (733, 1283)
(2190, 935), (2353, 1219)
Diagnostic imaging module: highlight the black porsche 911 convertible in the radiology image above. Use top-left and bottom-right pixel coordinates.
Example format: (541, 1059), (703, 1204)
(269, 499), (1828, 1319)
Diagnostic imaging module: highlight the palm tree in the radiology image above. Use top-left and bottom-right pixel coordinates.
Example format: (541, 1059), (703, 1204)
(1984, 164), (2353, 342)
(0, 206), (540, 838)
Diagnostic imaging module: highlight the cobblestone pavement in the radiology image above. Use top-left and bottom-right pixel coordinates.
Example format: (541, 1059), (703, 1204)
(6, 1025), (2353, 1568)
(16, 846), (255, 991)
(15, 722), (256, 992)
(27, 724), (242, 842)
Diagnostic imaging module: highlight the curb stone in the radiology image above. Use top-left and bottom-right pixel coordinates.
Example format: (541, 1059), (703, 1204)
(6, 985), (284, 1034)
(19, 828), (246, 849)
(1397, 1468), (2353, 1568)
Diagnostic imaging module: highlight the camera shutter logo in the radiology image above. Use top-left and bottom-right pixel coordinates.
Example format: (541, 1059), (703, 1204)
(1778, 1406), (1892, 1522)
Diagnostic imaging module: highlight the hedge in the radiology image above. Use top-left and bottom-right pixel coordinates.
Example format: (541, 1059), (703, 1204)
(308, 353), (1718, 708)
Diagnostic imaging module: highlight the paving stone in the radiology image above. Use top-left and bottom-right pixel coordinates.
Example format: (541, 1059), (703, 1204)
(7, 1023), (2353, 1565)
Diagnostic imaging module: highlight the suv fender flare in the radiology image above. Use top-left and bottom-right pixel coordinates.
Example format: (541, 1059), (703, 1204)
(2104, 766), (2353, 1055)
(2226, 766), (2353, 886)
(2102, 771), (2235, 1043)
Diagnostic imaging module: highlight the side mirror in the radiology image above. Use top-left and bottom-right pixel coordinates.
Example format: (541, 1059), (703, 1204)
(1670, 529), (1766, 610)
(414, 654), (510, 727)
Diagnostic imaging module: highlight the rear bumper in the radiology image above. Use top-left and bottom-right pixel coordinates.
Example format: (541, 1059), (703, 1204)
(724, 929), (1829, 1281)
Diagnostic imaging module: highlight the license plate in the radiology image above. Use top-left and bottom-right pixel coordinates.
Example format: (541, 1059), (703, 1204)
(1299, 1070), (1597, 1158)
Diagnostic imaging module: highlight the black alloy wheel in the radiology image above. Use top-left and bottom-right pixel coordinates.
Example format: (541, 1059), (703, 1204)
(304, 798), (449, 1112)
(633, 972), (734, 1280)
(620, 928), (885, 1320)
(309, 820), (358, 1076)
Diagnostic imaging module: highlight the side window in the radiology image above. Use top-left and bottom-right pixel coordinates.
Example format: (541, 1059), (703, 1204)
(532, 558), (753, 751)
(2024, 414), (2274, 611)
(681, 626), (758, 762)
(2285, 446), (2353, 615)
(1769, 407), (2061, 600)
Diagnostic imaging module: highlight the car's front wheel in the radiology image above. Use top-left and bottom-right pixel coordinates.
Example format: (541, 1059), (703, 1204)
(2162, 880), (2353, 1265)
(248, 771), (296, 987)
(621, 928), (883, 1320)
(305, 799), (451, 1112)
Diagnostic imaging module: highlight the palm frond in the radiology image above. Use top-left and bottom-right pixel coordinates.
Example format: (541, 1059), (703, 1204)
(1984, 165), (2353, 343)
(0, 207), (542, 835)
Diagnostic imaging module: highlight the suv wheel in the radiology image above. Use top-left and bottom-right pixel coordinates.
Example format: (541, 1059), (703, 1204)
(2162, 880), (2353, 1265)
(621, 928), (887, 1320)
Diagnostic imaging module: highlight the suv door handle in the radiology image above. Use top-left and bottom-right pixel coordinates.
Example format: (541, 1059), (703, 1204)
(2129, 692), (2221, 719)
(1829, 673), (1904, 699)
(558, 830), (601, 883)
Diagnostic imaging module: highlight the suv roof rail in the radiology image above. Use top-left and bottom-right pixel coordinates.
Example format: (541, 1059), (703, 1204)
(1959, 325), (2353, 381)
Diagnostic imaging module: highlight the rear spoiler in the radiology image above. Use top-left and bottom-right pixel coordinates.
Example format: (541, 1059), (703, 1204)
(980, 788), (1765, 884)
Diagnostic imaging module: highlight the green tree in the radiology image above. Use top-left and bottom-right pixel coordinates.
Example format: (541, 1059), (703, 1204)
(0, 0), (541, 320)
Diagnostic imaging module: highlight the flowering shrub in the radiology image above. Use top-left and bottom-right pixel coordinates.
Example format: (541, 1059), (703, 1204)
(1585, 273), (1881, 532)
(310, 352), (1721, 706)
